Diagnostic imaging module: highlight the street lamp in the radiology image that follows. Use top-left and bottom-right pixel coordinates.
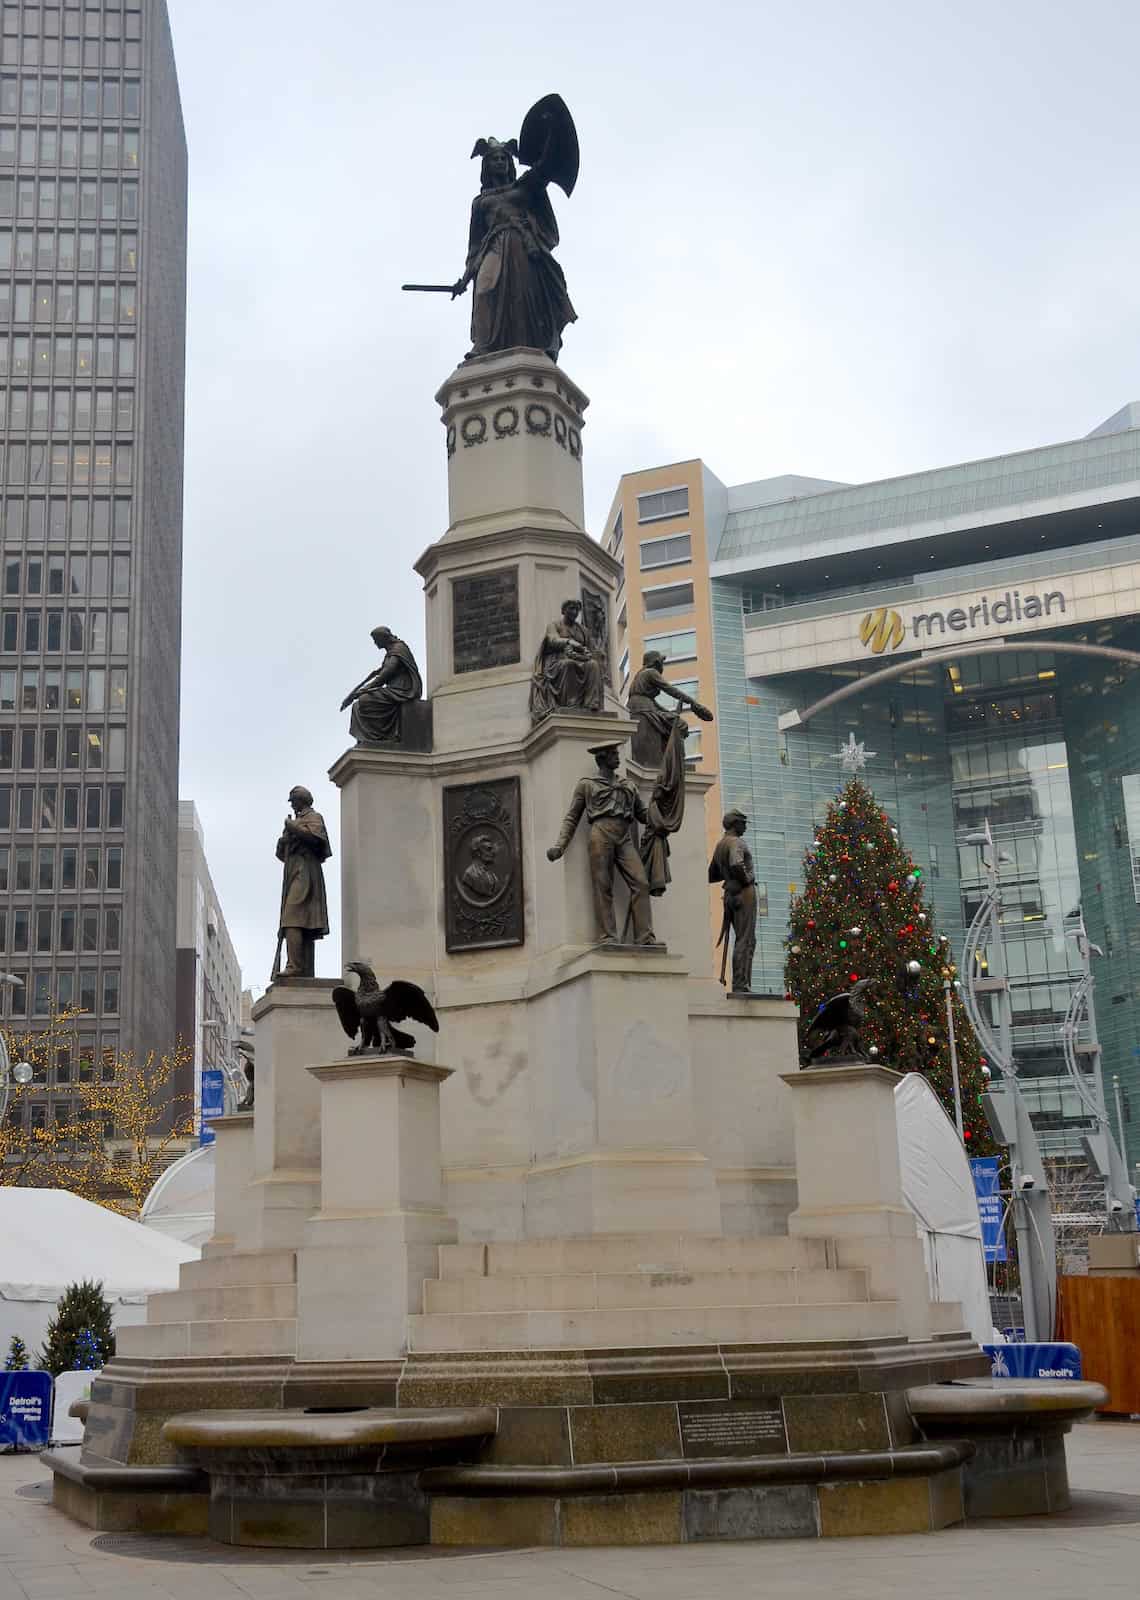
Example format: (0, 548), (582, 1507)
(0, 973), (33, 1128)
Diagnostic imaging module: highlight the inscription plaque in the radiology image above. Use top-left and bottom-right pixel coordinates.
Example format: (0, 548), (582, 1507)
(444, 777), (525, 953)
(678, 1399), (787, 1458)
(453, 568), (520, 675)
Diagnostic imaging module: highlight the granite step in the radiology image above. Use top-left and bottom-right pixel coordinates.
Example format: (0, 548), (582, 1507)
(179, 1249), (297, 1291)
(437, 1235), (833, 1280)
(116, 1317), (298, 1359)
(423, 1266), (870, 1315)
(407, 1298), (903, 1353)
(146, 1282), (298, 1325)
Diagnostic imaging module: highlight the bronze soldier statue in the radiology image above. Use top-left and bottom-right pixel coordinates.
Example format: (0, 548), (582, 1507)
(273, 786), (332, 981)
(547, 742), (656, 946)
(709, 808), (757, 994)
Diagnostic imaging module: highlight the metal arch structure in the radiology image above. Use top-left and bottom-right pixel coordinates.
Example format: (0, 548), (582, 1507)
(777, 639), (1140, 732)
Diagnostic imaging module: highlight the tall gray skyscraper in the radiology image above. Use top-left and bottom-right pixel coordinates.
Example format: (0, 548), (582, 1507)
(0, 0), (186, 1116)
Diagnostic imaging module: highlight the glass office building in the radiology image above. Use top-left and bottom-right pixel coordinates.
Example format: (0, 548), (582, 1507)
(607, 403), (1140, 1158)
(0, 1), (186, 1118)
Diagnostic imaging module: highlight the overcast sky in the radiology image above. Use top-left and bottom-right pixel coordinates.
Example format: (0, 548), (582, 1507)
(169, 0), (1140, 996)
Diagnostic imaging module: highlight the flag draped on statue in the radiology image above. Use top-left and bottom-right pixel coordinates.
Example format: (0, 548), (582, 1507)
(784, 775), (994, 1152)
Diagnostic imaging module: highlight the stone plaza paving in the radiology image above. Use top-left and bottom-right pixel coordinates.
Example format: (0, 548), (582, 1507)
(1, 1421), (1138, 1600)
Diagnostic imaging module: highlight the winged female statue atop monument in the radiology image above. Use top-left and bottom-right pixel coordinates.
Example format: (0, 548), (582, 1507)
(404, 95), (579, 362)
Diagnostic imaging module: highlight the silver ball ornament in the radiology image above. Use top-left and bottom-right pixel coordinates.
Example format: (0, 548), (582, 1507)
(850, 926), (862, 936)
(907, 959), (922, 975)
(868, 1045), (880, 1056)
(828, 874), (838, 883)
(918, 913), (927, 922)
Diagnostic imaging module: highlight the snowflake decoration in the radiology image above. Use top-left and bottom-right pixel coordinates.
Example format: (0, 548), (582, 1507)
(833, 732), (876, 772)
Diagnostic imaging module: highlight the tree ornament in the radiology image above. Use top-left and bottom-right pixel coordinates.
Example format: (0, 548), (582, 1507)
(868, 1045), (879, 1056)
(907, 959), (922, 974)
(828, 874), (837, 883)
(850, 926), (862, 936)
(918, 913), (927, 922)
(790, 944), (801, 954)
(888, 880), (899, 892)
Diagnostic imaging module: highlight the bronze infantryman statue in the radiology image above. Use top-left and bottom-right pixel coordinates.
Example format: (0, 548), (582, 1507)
(403, 94), (579, 363)
(272, 785), (332, 982)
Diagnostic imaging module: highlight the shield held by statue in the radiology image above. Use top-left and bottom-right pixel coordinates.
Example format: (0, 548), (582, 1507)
(519, 93), (579, 196)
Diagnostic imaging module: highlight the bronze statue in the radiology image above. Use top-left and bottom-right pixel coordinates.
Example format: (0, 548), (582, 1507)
(272, 786), (332, 981)
(529, 598), (605, 721)
(331, 961), (440, 1056)
(460, 833), (503, 904)
(709, 809), (758, 995)
(640, 717), (690, 898)
(449, 95), (578, 362)
(547, 742), (656, 946)
(340, 627), (424, 746)
(626, 650), (713, 768)
(801, 979), (878, 1065)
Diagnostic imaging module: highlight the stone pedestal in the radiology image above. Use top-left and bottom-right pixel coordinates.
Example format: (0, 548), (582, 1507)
(296, 1056), (457, 1361)
(782, 1064), (943, 1338)
(240, 980), (339, 1252)
(207, 1113), (254, 1254)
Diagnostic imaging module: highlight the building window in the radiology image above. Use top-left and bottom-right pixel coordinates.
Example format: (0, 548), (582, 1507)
(637, 487), (689, 524)
(644, 628), (697, 664)
(640, 533), (692, 570)
(643, 582), (695, 619)
(609, 510), (623, 557)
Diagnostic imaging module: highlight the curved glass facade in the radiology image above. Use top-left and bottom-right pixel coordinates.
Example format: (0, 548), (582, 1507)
(714, 584), (1140, 1158)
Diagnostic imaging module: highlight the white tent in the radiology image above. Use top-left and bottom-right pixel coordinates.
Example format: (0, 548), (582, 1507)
(894, 1072), (993, 1345)
(0, 1188), (198, 1361)
(139, 1142), (215, 1248)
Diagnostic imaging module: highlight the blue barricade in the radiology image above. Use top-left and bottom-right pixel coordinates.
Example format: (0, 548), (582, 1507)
(983, 1343), (1082, 1380)
(0, 1371), (53, 1450)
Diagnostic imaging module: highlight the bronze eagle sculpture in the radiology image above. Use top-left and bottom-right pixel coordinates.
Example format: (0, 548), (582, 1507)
(332, 960), (440, 1056)
(801, 977), (877, 1066)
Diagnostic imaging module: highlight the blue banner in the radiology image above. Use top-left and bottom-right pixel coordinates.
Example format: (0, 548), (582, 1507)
(984, 1343), (1082, 1380)
(199, 1067), (225, 1146)
(970, 1156), (1007, 1263)
(0, 1371), (53, 1450)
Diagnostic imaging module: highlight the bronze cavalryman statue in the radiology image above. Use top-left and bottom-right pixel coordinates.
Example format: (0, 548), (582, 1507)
(547, 742), (656, 946)
(709, 808), (758, 995)
(273, 786), (332, 981)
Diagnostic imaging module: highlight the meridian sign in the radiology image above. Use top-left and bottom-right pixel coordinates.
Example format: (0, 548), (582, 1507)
(860, 588), (1069, 655)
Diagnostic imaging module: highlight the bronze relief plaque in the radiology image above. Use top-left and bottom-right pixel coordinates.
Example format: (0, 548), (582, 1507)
(452, 567), (521, 674)
(444, 777), (525, 952)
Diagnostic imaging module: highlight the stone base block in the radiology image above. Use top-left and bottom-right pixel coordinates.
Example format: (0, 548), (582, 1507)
(240, 1176), (322, 1253)
(297, 1211), (458, 1362)
(522, 1151), (724, 1239)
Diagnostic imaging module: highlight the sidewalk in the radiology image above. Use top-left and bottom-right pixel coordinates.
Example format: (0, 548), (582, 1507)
(2, 1420), (1138, 1600)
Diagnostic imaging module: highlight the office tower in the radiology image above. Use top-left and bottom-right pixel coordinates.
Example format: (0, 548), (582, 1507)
(0, 0), (186, 1119)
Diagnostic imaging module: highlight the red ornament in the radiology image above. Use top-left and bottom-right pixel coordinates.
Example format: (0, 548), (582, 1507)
(784, 992), (793, 1001)
(888, 880), (899, 892)
(849, 973), (859, 983)
(807, 920), (816, 929)
(906, 924), (915, 934)
(841, 853), (851, 863)
(964, 1130), (972, 1140)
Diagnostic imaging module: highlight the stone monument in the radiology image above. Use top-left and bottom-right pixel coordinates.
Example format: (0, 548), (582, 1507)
(46, 92), (1004, 1554)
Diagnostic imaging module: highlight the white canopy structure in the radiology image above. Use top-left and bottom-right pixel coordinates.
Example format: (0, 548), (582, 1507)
(894, 1072), (993, 1345)
(139, 1142), (215, 1248)
(0, 1188), (198, 1360)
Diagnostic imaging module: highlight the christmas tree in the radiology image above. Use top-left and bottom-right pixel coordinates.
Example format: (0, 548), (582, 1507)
(784, 769), (994, 1151)
(72, 1328), (102, 1372)
(39, 1281), (115, 1377)
(4, 1335), (30, 1371)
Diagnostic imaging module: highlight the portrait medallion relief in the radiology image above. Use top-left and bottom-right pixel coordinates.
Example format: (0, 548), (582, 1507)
(444, 777), (525, 952)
